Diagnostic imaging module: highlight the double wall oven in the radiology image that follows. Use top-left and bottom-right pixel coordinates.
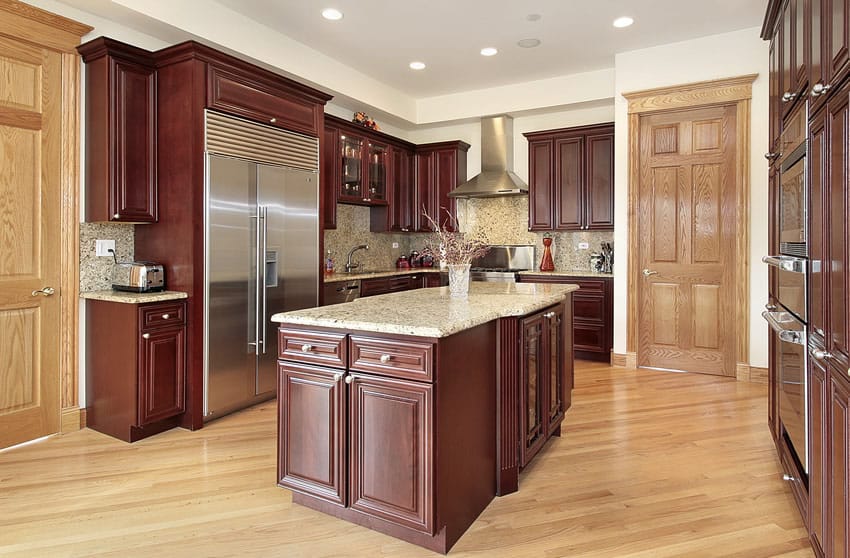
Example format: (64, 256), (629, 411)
(763, 104), (808, 474)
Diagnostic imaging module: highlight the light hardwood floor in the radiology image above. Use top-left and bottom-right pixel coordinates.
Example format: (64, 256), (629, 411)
(0, 362), (813, 557)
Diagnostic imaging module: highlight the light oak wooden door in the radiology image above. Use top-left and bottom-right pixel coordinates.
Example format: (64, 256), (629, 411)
(637, 105), (737, 376)
(0, 35), (62, 448)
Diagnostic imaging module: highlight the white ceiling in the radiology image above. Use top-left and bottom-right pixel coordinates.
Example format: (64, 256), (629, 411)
(214, 0), (766, 97)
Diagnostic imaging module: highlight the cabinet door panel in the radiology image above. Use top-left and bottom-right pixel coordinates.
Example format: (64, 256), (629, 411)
(827, 0), (850, 85)
(415, 151), (435, 231)
(770, 37), (782, 152)
(554, 137), (583, 230)
(810, 108), (827, 341)
(339, 133), (365, 201)
(366, 140), (388, 203)
(349, 375), (433, 534)
(528, 140), (554, 230)
(827, 84), (850, 369)
(389, 147), (414, 232)
(278, 362), (345, 506)
(138, 326), (185, 425)
(809, 357), (828, 556)
(434, 148), (458, 232)
(781, 0), (795, 115)
(830, 372), (850, 558)
(586, 132), (614, 229)
(546, 306), (566, 434)
(793, 0), (807, 92)
(322, 126), (338, 229)
(520, 313), (546, 465)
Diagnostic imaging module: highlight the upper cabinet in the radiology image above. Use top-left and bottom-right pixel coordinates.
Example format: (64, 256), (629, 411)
(414, 141), (470, 233)
(524, 123), (614, 232)
(78, 38), (157, 223)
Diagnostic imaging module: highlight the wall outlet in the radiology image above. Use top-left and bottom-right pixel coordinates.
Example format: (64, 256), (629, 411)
(392, 242), (399, 249)
(578, 242), (590, 250)
(95, 239), (115, 257)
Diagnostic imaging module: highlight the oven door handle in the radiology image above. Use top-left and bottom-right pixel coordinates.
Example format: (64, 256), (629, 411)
(761, 311), (806, 345)
(762, 255), (806, 273)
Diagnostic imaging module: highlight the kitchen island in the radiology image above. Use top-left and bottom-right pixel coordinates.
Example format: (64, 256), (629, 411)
(271, 282), (578, 553)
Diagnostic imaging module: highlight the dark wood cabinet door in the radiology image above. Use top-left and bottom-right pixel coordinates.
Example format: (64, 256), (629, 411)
(809, 356), (828, 557)
(810, 106), (827, 342)
(434, 148), (459, 232)
(415, 150), (436, 231)
(138, 325), (185, 425)
(554, 137), (583, 230)
(528, 140), (554, 231)
(826, 0), (850, 87)
(811, 0), (828, 112)
(339, 132), (365, 202)
(546, 305), (566, 434)
(322, 126), (339, 229)
(348, 374), (433, 534)
(278, 361), (345, 506)
(770, 36), (782, 153)
(827, 82), (850, 370)
(781, 0), (797, 114)
(365, 140), (389, 203)
(830, 372), (850, 558)
(793, 0), (808, 94)
(359, 277), (390, 298)
(389, 147), (414, 232)
(520, 312), (547, 466)
(585, 132), (614, 230)
(768, 325), (781, 440)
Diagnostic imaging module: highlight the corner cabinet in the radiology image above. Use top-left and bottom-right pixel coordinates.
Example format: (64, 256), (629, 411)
(78, 37), (157, 223)
(85, 298), (187, 442)
(524, 123), (614, 232)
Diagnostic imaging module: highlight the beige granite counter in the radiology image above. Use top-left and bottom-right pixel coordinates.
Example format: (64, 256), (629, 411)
(272, 282), (578, 338)
(518, 270), (614, 279)
(323, 268), (443, 283)
(80, 290), (188, 304)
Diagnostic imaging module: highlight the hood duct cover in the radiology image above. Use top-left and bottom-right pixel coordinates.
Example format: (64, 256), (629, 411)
(448, 115), (529, 198)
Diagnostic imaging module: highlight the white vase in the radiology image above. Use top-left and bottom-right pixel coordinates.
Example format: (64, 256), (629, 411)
(447, 263), (471, 298)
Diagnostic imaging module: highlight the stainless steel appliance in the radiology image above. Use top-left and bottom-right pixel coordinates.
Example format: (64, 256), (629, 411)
(323, 280), (360, 305)
(111, 261), (165, 293)
(204, 110), (319, 420)
(762, 102), (809, 473)
(470, 245), (534, 282)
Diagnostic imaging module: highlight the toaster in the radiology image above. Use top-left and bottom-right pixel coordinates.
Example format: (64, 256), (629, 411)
(112, 261), (165, 293)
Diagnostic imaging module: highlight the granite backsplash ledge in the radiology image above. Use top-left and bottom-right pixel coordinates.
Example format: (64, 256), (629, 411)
(79, 222), (134, 292)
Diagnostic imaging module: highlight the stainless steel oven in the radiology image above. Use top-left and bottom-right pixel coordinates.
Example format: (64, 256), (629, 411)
(763, 306), (808, 473)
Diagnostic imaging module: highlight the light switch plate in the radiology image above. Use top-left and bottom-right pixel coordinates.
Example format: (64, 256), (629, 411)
(578, 242), (590, 250)
(392, 242), (399, 249)
(96, 239), (115, 257)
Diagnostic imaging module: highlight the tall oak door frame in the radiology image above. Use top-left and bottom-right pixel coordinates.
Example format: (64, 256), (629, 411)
(623, 75), (756, 376)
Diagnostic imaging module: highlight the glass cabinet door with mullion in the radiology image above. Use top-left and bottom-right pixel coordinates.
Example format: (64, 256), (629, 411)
(339, 133), (364, 201)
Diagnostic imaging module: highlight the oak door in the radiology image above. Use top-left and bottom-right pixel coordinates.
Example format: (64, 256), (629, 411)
(0, 36), (62, 449)
(637, 105), (738, 376)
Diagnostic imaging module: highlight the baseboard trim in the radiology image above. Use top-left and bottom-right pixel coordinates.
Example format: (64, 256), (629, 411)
(60, 407), (83, 433)
(736, 363), (768, 384)
(611, 352), (637, 368)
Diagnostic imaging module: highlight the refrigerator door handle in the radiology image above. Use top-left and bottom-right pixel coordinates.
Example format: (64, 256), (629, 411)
(261, 205), (268, 355)
(254, 209), (263, 356)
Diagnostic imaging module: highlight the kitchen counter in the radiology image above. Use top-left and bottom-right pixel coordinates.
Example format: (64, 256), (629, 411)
(272, 281), (578, 337)
(80, 290), (188, 304)
(323, 268), (443, 283)
(518, 270), (614, 278)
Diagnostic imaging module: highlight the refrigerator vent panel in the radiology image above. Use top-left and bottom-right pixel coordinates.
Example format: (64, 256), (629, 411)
(205, 110), (319, 171)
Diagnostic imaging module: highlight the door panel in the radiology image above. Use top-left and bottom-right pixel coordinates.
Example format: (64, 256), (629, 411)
(554, 137), (582, 230)
(638, 106), (737, 376)
(585, 132), (614, 229)
(528, 141), (553, 230)
(831, 373), (850, 558)
(0, 37), (61, 449)
(827, 84), (850, 370)
(138, 326), (185, 425)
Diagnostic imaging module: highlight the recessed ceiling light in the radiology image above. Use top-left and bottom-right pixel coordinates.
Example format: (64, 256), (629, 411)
(613, 16), (634, 28)
(517, 38), (541, 48)
(480, 47), (498, 57)
(321, 8), (343, 20)
(409, 61), (426, 70)
(526, 13), (541, 22)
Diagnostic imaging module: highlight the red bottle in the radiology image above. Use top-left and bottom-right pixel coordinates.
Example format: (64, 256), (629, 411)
(540, 237), (555, 272)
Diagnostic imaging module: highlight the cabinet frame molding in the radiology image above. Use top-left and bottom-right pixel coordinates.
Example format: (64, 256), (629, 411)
(623, 74), (756, 375)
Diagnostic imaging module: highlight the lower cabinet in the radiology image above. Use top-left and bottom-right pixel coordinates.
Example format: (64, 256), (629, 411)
(359, 273), (429, 297)
(86, 298), (187, 442)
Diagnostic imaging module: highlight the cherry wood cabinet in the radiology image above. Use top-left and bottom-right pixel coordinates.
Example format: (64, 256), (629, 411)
(414, 141), (470, 232)
(524, 123), (614, 232)
(85, 299), (187, 442)
(810, 356), (829, 557)
(78, 38), (157, 223)
(322, 125), (339, 229)
(359, 273), (426, 297)
(830, 371), (850, 558)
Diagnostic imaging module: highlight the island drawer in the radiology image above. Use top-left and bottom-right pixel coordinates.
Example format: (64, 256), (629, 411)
(349, 336), (434, 382)
(278, 328), (347, 369)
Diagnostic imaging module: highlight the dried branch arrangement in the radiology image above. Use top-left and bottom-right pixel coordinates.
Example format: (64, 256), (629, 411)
(420, 208), (490, 265)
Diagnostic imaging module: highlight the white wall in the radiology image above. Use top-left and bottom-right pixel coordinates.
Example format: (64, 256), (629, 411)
(612, 27), (770, 368)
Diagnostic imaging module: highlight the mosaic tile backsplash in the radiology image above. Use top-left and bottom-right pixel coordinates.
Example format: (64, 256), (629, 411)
(324, 204), (411, 271)
(79, 222), (134, 292)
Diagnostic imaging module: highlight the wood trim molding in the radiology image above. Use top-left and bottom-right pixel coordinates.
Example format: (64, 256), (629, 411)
(611, 352), (637, 369)
(736, 364), (769, 384)
(622, 74), (758, 115)
(626, 76), (754, 380)
(60, 407), (82, 432)
(0, 0), (92, 52)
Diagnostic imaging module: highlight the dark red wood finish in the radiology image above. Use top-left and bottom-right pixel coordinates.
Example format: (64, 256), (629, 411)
(138, 325), (185, 425)
(528, 140), (554, 230)
(278, 328), (347, 368)
(586, 131), (615, 229)
(415, 141), (470, 232)
(555, 137), (582, 230)
(810, 355), (829, 557)
(496, 317), (520, 495)
(831, 370), (850, 557)
(322, 125), (339, 229)
(78, 37), (157, 223)
(811, 106), (827, 344)
(349, 335), (434, 381)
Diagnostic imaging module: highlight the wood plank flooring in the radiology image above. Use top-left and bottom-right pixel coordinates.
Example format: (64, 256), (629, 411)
(0, 362), (813, 557)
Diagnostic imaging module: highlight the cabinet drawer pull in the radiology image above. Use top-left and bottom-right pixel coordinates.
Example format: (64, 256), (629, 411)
(269, 117), (277, 123)
(142, 333), (150, 339)
(345, 375), (353, 384)
(162, 313), (170, 319)
(301, 344), (313, 353)
(812, 349), (832, 361)
(544, 311), (556, 318)
(380, 354), (391, 363)
(782, 473), (797, 482)
(333, 373), (343, 382)
(113, 213), (120, 219)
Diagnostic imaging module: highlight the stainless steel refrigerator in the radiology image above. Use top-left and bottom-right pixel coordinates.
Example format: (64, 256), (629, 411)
(203, 111), (319, 420)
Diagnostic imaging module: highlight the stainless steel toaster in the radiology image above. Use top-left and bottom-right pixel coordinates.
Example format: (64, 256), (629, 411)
(112, 261), (165, 293)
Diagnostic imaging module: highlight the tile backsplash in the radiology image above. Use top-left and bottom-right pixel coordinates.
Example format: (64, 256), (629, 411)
(79, 222), (134, 292)
(324, 204), (411, 271)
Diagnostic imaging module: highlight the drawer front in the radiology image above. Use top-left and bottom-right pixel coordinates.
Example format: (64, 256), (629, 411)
(350, 336), (434, 382)
(573, 322), (607, 353)
(573, 293), (605, 322)
(573, 279), (606, 293)
(388, 276), (411, 291)
(278, 328), (347, 369)
(360, 278), (389, 297)
(140, 301), (186, 330)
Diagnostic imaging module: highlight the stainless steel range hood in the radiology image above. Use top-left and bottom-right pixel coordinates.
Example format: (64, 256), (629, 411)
(448, 115), (528, 198)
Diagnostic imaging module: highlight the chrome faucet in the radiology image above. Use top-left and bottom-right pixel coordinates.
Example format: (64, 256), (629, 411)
(345, 244), (369, 272)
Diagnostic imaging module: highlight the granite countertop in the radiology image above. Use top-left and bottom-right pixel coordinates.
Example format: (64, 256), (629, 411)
(272, 282), (579, 338)
(80, 290), (188, 304)
(518, 270), (614, 279)
(324, 268), (443, 283)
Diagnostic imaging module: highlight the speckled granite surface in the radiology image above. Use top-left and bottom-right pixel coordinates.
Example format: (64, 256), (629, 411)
(79, 223), (134, 292)
(80, 290), (187, 304)
(519, 270), (614, 279)
(272, 282), (578, 337)
(324, 204), (411, 271)
(324, 268), (443, 283)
